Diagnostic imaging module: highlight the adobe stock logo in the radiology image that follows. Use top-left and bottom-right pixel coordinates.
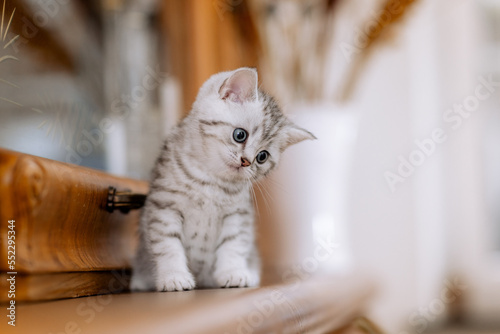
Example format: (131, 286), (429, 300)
(385, 74), (500, 192)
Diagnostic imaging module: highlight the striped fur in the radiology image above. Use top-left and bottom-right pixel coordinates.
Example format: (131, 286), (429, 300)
(131, 68), (315, 292)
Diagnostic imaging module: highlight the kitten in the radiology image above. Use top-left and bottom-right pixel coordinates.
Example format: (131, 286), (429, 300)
(130, 67), (315, 292)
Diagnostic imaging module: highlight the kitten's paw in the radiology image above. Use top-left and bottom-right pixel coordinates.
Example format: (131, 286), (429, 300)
(214, 268), (256, 288)
(156, 271), (196, 292)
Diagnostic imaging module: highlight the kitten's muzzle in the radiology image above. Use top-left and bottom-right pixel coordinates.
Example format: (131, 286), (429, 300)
(240, 157), (251, 167)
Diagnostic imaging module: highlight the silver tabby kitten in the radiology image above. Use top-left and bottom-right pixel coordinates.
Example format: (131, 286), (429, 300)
(131, 68), (315, 292)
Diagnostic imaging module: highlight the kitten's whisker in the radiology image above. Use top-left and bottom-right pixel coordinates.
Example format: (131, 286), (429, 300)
(263, 176), (289, 196)
(249, 180), (260, 219)
(256, 179), (275, 207)
(248, 172), (272, 216)
(259, 184), (274, 215)
(254, 181), (272, 216)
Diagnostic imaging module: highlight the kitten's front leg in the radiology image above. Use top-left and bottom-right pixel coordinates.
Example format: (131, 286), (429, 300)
(213, 211), (259, 288)
(146, 200), (195, 291)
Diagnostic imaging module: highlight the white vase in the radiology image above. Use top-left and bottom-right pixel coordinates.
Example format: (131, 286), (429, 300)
(257, 103), (358, 280)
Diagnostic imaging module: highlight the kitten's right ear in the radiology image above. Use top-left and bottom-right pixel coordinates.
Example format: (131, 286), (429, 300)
(219, 68), (258, 104)
(282, 124), (316, 150)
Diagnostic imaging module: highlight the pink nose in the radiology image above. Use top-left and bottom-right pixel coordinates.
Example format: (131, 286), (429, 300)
(241, 157), (251, 167)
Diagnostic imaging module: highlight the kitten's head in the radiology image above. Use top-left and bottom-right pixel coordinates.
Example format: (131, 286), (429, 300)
(190, 67), (315, 183)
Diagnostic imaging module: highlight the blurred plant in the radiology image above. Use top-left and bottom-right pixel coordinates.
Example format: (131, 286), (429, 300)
(246, 0), (419, 104)
(0, 0), (22, 108)
(338, 0), (419, 101)
(248, 0), (338, 103)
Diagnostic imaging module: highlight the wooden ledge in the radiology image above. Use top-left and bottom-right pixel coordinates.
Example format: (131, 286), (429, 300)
(1, 274), (378, 334)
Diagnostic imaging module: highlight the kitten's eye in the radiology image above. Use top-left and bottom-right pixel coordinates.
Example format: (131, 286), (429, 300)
(233, 128), (247, 143)
(256, 150), (269, 164)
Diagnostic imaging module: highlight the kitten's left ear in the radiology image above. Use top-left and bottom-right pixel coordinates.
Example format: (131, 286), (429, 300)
(283, 124), (316, 149)
(219, 68), (258, 104)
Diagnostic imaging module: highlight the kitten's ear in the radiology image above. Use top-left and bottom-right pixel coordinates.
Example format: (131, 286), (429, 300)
(219, 68), (258, 104)
(283, 124), (316, 150)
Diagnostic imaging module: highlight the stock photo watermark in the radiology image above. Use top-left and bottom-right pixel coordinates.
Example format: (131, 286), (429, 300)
(5, 219), (16, 327)
(385, 74), (500, 192)
(46, 269), (130, 334)
(282, 235), (340, 287)
(340, 0), (405, 63)
(226, 235), (340, 334)
(3, 0), (70, 54)
(64, 65), (168, 165)
(399, 277), (467, 334)
(224, 289), (291, 334)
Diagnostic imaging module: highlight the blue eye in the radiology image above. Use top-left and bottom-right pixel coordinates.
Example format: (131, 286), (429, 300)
(256, 151), (269, 164)
(233, 128), (247, 143)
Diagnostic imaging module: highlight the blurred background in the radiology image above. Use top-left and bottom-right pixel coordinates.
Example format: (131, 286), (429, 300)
(1, 0), (500, 333)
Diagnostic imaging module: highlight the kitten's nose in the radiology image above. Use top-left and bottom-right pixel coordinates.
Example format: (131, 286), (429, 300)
(240, 157), (251, 167)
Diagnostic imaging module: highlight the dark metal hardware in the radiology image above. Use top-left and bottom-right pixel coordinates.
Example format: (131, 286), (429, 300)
(106, 186), (147, 213)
